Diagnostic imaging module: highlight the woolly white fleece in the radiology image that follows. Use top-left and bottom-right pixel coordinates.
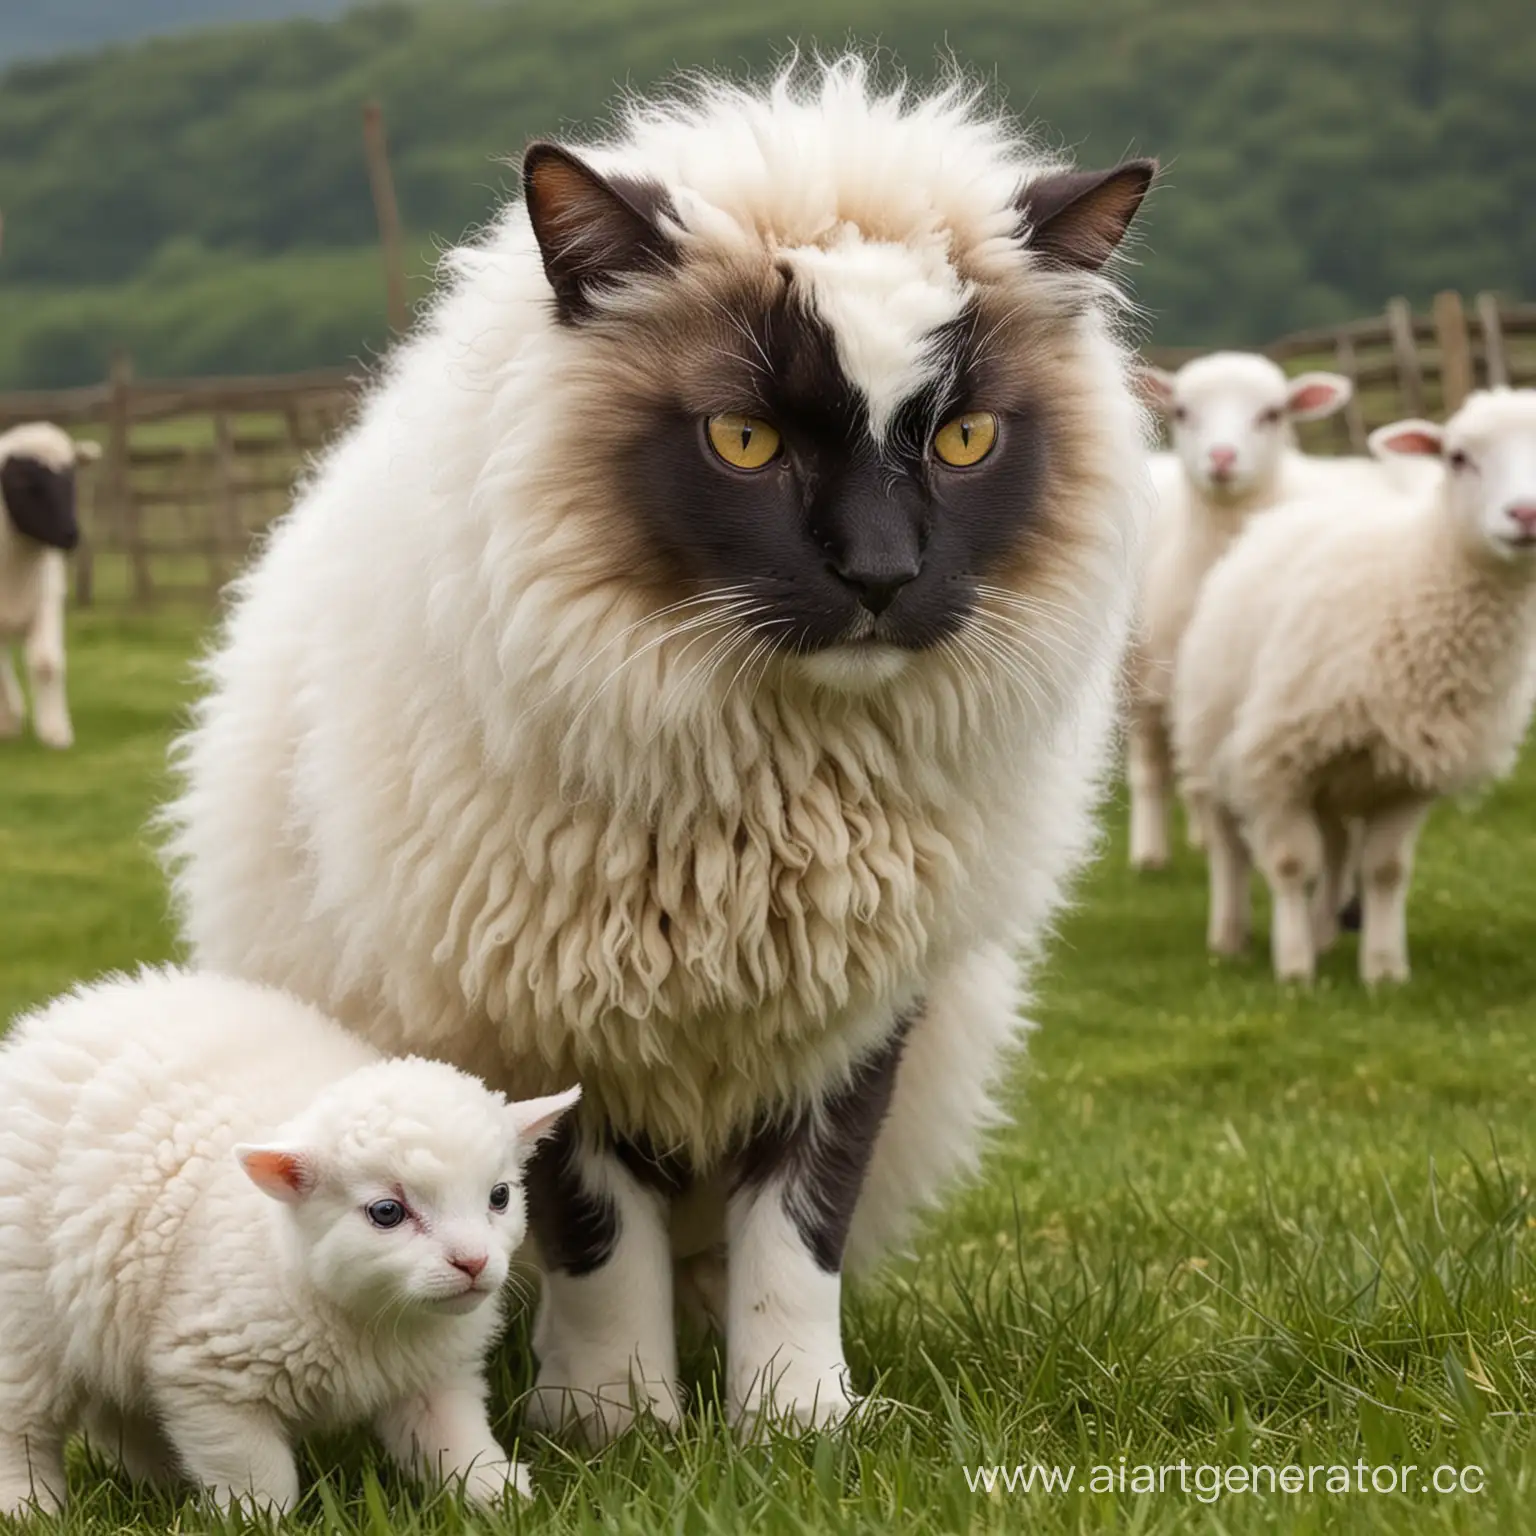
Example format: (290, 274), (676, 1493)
(162, 60), (1150, 1275)
(1172, 389), (1536, 983)
(0, 967), (577, 1513)
(0, 422), (97, 749)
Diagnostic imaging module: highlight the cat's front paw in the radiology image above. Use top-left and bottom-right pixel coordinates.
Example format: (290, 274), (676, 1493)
(730, 1355), (859, 1437)
(460, 1457), (531, 1505)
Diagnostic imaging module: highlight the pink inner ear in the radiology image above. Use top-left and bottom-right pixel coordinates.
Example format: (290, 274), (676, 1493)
(1287, 381), (1342, 415)
(1378, 427), (1442, 457)
(242, 1148), (312, 1200)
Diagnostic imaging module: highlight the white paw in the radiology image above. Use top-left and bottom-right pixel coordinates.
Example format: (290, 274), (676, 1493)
(460, 1457), (531, 1505)
(524, 1357), (680, 1445)
(730, 1357), (859, 1437)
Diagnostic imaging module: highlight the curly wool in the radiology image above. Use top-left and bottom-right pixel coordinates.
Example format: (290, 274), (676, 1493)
(162, 58), (1151, 1261)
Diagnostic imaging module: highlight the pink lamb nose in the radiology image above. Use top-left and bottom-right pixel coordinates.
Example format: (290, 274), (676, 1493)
(1208, 446), (1238, 474)
(1509, 504), (1536, 533)
(449, 1252), (488, 1280)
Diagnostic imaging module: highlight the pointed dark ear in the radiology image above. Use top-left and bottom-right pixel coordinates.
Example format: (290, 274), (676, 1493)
(522, 142), (677, 322)
(1017, 159), (1157, 273)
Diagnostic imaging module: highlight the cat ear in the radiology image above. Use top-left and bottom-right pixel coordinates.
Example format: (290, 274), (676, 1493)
(522, 142), (677, 322)
(507, 1085), (582, 1149)
(235, 1143), (319, 1204)
(1017, 159), (1157, 273)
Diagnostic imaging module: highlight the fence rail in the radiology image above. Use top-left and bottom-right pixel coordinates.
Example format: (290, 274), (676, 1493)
(1, 290), (1531, 607)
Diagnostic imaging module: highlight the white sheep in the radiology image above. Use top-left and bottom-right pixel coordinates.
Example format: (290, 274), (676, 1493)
(1172, 388), (1536, 985)
(1126, 352), (1438, 870)
(0, 423), (99, 750)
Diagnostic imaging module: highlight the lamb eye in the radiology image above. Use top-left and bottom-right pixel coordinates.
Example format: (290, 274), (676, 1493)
(1448, 449), (1471, 471)
(1257, 407), (1283, 426)
(1172, 405), (1190, 424)
(365, 1199), (406, 1229)
(489, 1182), (511, 1213)
(706, 413), (781, 471)
(933, 411), (998, 467)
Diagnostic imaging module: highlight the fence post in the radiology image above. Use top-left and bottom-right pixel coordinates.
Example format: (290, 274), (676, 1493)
(1385, 297), (1425, 419)
(1433, 290), (1473, 414)
(362, 101), (409, 334)
(1475, 292), (1508, 388)
(74, 457), (96, 607)
(211, 410), (243, 594)
(1332, 333), (1368, 453)
(106, 351), (152, 604)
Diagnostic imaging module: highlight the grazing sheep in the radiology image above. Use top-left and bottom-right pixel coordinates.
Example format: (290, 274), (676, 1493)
(1125, 352), (1356, 869)
(0, 423), (99, 750)
(163, 59), (1156, 1437)
(1172, 388), (1536, 985)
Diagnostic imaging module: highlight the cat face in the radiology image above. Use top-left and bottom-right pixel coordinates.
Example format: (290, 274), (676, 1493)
(237, 1068), (579, 1318)
(517, 139), (1153, 691)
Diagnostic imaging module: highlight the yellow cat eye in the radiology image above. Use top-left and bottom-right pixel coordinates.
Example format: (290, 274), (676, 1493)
(933, 411), (999, 468)
(707, 413), (782, 471)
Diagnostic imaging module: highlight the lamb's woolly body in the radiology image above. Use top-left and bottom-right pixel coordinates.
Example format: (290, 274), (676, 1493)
(163, 62), (1149, 1264)
(1126, 352), (1432, 869)
(1175, 489), (1536, 815)
(1172, 389), (1536, 981)
(0, 969), (527, 1509)
(0, 422), (95, 749)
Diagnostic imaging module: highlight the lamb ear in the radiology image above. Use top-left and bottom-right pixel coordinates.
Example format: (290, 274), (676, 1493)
(1286, 371), (1353, 421)
(72, 439), (102, 464)
(235, 1143), (319, 1204)
(522, 142), (676, 322)
(1369, 419), (1444, 459)
(507, 1085), (582, 1149)
(1018, 159), (1157, 273)
(1135, 365), (1178, 415)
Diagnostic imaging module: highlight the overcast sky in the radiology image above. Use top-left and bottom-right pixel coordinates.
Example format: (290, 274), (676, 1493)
(0, 0), (356, 68)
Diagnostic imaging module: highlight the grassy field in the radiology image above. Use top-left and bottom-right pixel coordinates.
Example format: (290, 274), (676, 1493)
(2, 608), (1535, 1533)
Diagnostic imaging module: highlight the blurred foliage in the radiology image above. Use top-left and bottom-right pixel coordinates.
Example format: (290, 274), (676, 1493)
(0, 0), (1530, 386)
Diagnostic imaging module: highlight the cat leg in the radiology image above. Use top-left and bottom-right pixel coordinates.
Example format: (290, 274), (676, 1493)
(845, 947), (1023, 1272)
(523, 1123), (680, 1443)
(727, 1015), (911, 1434)
(0, 1424), (66, 1515)
(81, 1400), (180, 1487)
(377, 1380), (528, 1504)
(24, 606), (72, 750)
(156, 1391), (298, 1512)
(0, 646), (23, 738)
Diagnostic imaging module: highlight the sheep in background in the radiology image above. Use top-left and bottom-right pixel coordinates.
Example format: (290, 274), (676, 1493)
(1126, 352), (1356, 869)
(0, 423), (99, 750)
(1172, 389), (1536, 986)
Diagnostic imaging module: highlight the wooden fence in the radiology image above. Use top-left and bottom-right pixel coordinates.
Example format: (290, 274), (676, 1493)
(0, 289), (1532, 607)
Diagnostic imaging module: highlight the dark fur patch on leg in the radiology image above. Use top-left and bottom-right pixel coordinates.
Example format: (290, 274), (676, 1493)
(612, 1133), (694, 1198)
(733, 1010), (916, 1272)
(524, 1117), (619, 1276)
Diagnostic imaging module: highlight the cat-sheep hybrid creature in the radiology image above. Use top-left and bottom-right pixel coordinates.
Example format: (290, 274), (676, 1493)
(0, 968), (579, 1514)
(163, 58), (1157, 1438)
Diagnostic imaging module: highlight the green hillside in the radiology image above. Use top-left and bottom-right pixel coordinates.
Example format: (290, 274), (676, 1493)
(0, 0), (1530, 387)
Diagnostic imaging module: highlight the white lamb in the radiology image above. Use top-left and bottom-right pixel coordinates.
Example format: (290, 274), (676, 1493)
(1172, 388), (1536, 985)
(1126, 353), (1437, 870)
(0, 422), (99, 750)
(0, 967), (579, 1514)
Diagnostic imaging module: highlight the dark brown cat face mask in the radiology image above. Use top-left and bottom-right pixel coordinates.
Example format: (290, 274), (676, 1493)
(1, 456), (79, 551)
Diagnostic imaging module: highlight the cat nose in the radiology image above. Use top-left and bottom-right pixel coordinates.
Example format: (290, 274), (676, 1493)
(449, 1251), (487, 1280)
(832, 561), (921, 615)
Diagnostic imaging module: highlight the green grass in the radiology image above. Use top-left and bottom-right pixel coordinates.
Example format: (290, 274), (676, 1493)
(2, 610), (1535, 1533)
